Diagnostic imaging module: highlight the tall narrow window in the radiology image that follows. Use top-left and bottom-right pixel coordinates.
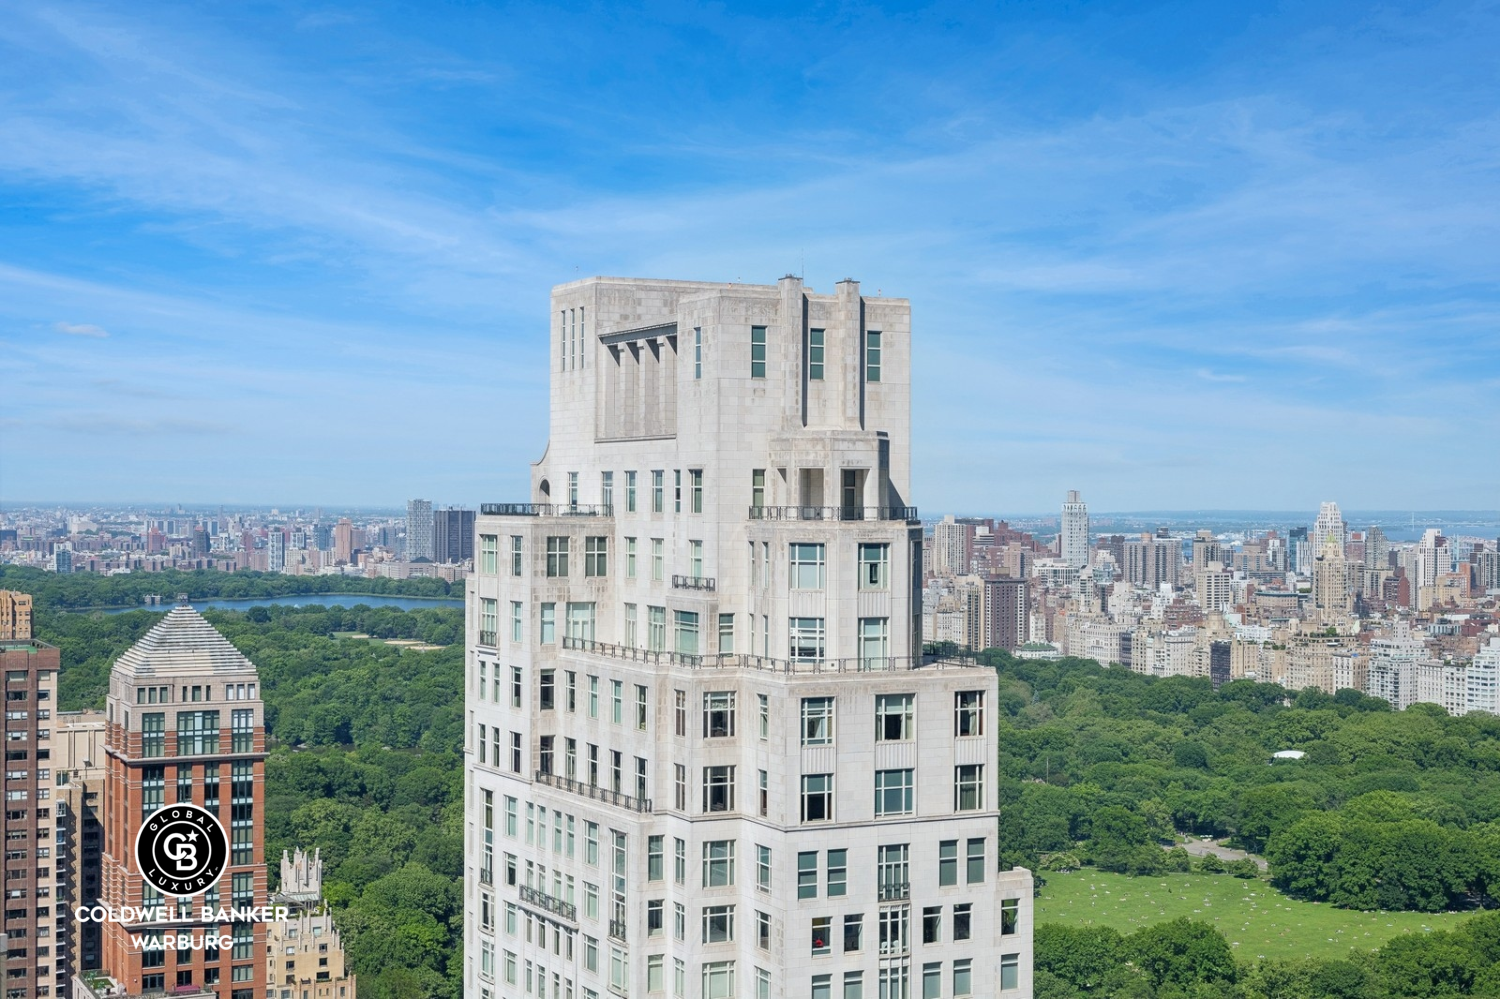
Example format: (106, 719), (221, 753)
(750, 325), (767, 378)
(601, 471), (614, 508)
(568, 471), (579, 509)
(626, 537), (637, 578)
(651, 539), (664, 581)
(690, 470), (703, 513)
(652, 471), (665, 513)
(808, 328), (825, 380)
(510, 536), (523, 575)
(865, 330), (882, 382)
(649, 606), (666, 651)
(790, 543), (826, 589)
(585, 536), (608, 576)
(858, 543), (889, 589)
(751, 469), (766, 510)
(718, 613), (734, 653)
(789, 617), (825, 663)
(955, 691), (984, 736)
(625, 603), (639, 648)
(694, 327), (703, 379)
(858, 618), (889, 669)
(480, 535), (497, 574)
(674, 611), (700, 655)
(703, 766), (735, 812)
(955, 766), (984, 812)
(690, 540), (704, 578)
(546, 537), (569, 576)
(800, 697), (834, 746)
(626, 471), (637, 512)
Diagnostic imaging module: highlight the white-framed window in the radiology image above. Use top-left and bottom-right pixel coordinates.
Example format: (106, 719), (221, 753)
(756, 845), (771, 891)
(703, 765), (735, 813)
(601, 470), (614, 508)
(566, 602), (595, 641)
(626, 537), (637, 577)
(808, 328), (825, 380)
(801, 697), (834, 745)
(800, 773), (833, 823)
(675, 611), (700, 655)
(480, 534), (497, 574)
(704, 961), (737, 999)
(510, 601), (522, 642)
(750, 325), (767, 379)
(690, 540), (704, 577)
(652, 471), (665, 513)
(703, 692), (735, 737)
(585, 536), (608, 576)
(718, 613), (734, 653)
(865, 330), (882, 382)
(652, 538), (664, 580)
(876, 694), (914, 741)
(546, 536), (569, 576)
(858, 618), (888, 668)
(789, 618), (825, 663)
(625, 604), (638, 648)
(858, 543), (889, 589)
(874, 769), (914, 817)
(751, 469), (766, 509)
(702, 840), (736, 887)
(648, 606), (667, 652)
(626, 470), (638, 512)
(955, 691), (983, 736)
(510, 536), (523, 575)
(694, 327), (703, 379)
(702, 904), (735, 943)
(955, 765), (984, 812)
(790, 542), (825, 589)
(568, 471), (579, 508)
(648, 954), (665, 992)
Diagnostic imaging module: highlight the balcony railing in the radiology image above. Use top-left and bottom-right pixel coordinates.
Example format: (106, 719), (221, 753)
(561, 637), (985, 675)
(878, 881), (911, 902)
(608, 918), (628, 942)
(481, 503), (613, 517)
(748, 505), (918, 522)
(519, 884), (578, 922)
(671, 574), (716, 591)
(479, 866), (493, 886)
(534, 770), (653, 813)
(478, 631), (497, 647)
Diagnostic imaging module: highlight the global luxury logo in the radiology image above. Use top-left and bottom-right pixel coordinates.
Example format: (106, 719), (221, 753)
(133, 803), (230, 896)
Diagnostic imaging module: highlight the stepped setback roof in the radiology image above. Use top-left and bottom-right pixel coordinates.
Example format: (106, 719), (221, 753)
(113, 604), (259, 677)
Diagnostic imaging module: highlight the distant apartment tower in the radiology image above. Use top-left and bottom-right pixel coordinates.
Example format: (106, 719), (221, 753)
(333, 518), (355, 565)
(78, 604), (269, 999)
(266, 848), (357, 999)
(407, 500), (435, 561)
(434, 507), (478, 564)
(268, 529), (287, 573)
(1123, 534), (1179, 589)
(1468, 638), (1500, 717)
(931, 515), (974, 576)
(465, 276), (1033, 999)
(1059, 491), (1089, 569)
(53, 710), (108, 992)
(1, 592), (62, 998)
(982, 577), (1029, 652)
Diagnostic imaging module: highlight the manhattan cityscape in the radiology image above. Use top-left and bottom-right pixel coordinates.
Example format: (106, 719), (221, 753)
(5, 4), (1500, 999)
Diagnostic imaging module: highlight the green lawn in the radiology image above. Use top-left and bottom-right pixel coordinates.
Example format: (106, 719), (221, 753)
(1035, 870), (1478, 962)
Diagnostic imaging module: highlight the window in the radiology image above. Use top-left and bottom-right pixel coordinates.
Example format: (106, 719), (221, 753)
(858, 618), (888, 669)
(812, 916), (832, 955)
(588, 676), (599, 718)
(703, 692), (735, 737)
(611, 681), (623, 724)
(953, 904), (972, 941)
(703, 766), (735, 812)
(955, 766), (984, 812)
(626, 537), (638, 578)
(789, 617), (825, 663)
(756, 845), (772, 892)
(939, 841), (958, 886)
(758, 768), (768, 816)
(649, 606), (666, 651)
(878, 907), (907, 956)
(675, 611), (700, 655)
(636, 686), (648, 731)
(966, 838), (986, 884)
(702, 841), (735, 887)
(648, 954), (665, 991)
(480, 598), (498, 646)
(858, 543), (889, 589)
(480, 535), (497, 573)
(690, 540), (704, 577)
(877, 844), (907, 897)
(675, 901), (687, 940)
(648, 836), (664, 882)
(677, 959), (688, 998)
(827, 849), (847, 897)
(1001, 897), (1019, 935)
(176, 710), (219, 755)
(690, 470), (703, 513)
(801, 774), (833, 822)
(540, 603), (556, 644)
(702, 905), (735, 943)
(751, 325), (767, 378)
(758, 693), (769, 738)
(539, 670), (555, 710)
(585, 536), (608, 576)
(600, 470), (614, 508)
(652, 539), (664, 581)
(509, 732), (522, 773)
(801, 698), (834, 745)
(568, 471), (579, 508)
(546, 537), (569, 576)
(922, 964), (940, 999)
(808, 328), (825, 380)
(652, 471), (665, 513)
(875, 694), (914, 741)
(674, 469), (683, 512)
(790, 543), (826, 589)
(844, 972), (864, 999)
(694, 328), (703, 379)
(1000, 954), (1018, 991)
(922, 906), (940, 944)
(955, 691), (983, 736)
(874, 769), (914, 817)
(511, 601), (522, 642)
(813, 976), (832, 999)
(675, 764), (687, 810)
(704, 962), (736, 999)
(865, 330), (881, 382)
(626, 471), (638, 512)
(797, 851), (818, 899)
(843, 914), (862, 952)
(718, 613), (734, 653)
(757, 910), (772, 950)
(510, 536), (523, 575)
(959, 958), (978, 996)
(751, 469), (765, 509)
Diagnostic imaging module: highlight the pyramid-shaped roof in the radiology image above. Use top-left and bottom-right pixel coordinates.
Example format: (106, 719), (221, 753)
(113, 604), (259, 677)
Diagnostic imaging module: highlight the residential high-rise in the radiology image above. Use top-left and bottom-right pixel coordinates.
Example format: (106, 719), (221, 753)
(266, 848), (357, 999)
(982, 576), (1029, 652)
(1123, 534), (1179, 589)
(434, 507), (478, 564)
(1, 592), (61, 998)
(465, 276), (1033, 999)
(54, 710), (108, 992)
(268, 529), (286, 573)
(931, 515), (974, 576)
(1059, 490), (1089, 569)
(78, 603), (269, 999)
(333, 517), (355, 565)
(407, 499), (434, 561)
(1312, 502), (1347, 555)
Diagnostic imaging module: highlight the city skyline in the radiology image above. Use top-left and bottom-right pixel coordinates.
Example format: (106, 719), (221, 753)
(3, 2), (1499, 509)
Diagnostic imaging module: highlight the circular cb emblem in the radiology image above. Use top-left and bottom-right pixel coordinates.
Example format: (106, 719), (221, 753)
(134, 803), (230, 897)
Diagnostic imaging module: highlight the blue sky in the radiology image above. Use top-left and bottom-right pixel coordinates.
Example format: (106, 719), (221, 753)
(1, 0), (1497, 513)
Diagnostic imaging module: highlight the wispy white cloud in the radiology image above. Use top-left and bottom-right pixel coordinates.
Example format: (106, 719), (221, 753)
(53, 321), (108, 338)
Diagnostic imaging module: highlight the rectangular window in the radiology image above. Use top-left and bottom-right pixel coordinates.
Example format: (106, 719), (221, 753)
(797, 851), (817, 899)
(480, 534), (498, 573)
(953, 903), (972, 941)
(718, 613), (734, 653)
(611, 681), (623, 724)
(874, 769), (914, 817)
(702, 840), (735, 887)
(626, 537), (638, 578)
(922, 964), (940, 999)
(703, 691), (735, 737)
(176, 710), (219, 755)
(858, 617), (889, 669)
(800, 697), (834, 745)
(546, 537), (569, 576)
(966, 837), (986, 883)
(1001, 898), (1019, 935)
(567, 601), (596, 640)
(878, 907), (908, 956)
(812, 916), (832, 955)
(675, 900), (687, 940)
(1000, 954), (1018, 991)
(922, 906), (941, 944)
(789, 617), (825, 663)
(480, 598), (498, 646)
(588, 676), (599, 718)
(858, 543), (889, 589)
(540, 603), (556, 644)
(876, 694), (914, 741)
(845, 972), (864, 999)
(568, 471), (579, 508)
(956, 766), (984, 812)
(652, 539), (664, 581)
(675, 838), (687, 885)
(757, 910), (772, 950)
(758, 768), (768, 816)
(704, 962), (736, 999)
(960, 957), (979, 996)
(690, 539), (704, 577)
(674, 469), (682, 512)
(648, 954), (665, 991)
(865, 330), (882, 382)
(758, 693), (769, 738)
(801, 774), (833, 823)
(702, 904), (735, 943)
(827, 849), (847, 897)
(511, 601), (523, 642)
(652, 471), (664, 513)
(955, 691), (984, 736)
(635, 685), (649, 732)
(812, 975), (832, 999)
(808, 328), (825, 380)
(751, 325), (767, 378)
(703, 765), (735, 812)
(939, 840), (958, 886)
(843, 913), (863, 952)
(751, 469), (765, 510)
(626, 471), (638, 512)
(585, 536), (608, 576)
(648, 836), (664, 882)
(539, 670), (555, 710)
(690, 470), (703, 513)
(789, 542), (826, 589)
(756, 845), (771, 892)
(693, 328), (702, 379)
(675, 764), (687, 810)
(511, 535), (523, 576)
(674, 611), (700, 655)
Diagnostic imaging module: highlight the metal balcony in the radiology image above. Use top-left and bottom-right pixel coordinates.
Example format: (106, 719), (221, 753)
(671, 574), (716, 591)
(481, 503), (613, 516)
(519, 884), (578, 922)
(878, 881), (911, 902)
(608, 918), (628, 941)
(534, 770), (652, 813)
(747, 505), (918, 522)
(561, 637), (986, 675)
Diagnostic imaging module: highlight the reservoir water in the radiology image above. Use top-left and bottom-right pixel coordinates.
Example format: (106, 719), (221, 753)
(100, 593), (464, 615)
